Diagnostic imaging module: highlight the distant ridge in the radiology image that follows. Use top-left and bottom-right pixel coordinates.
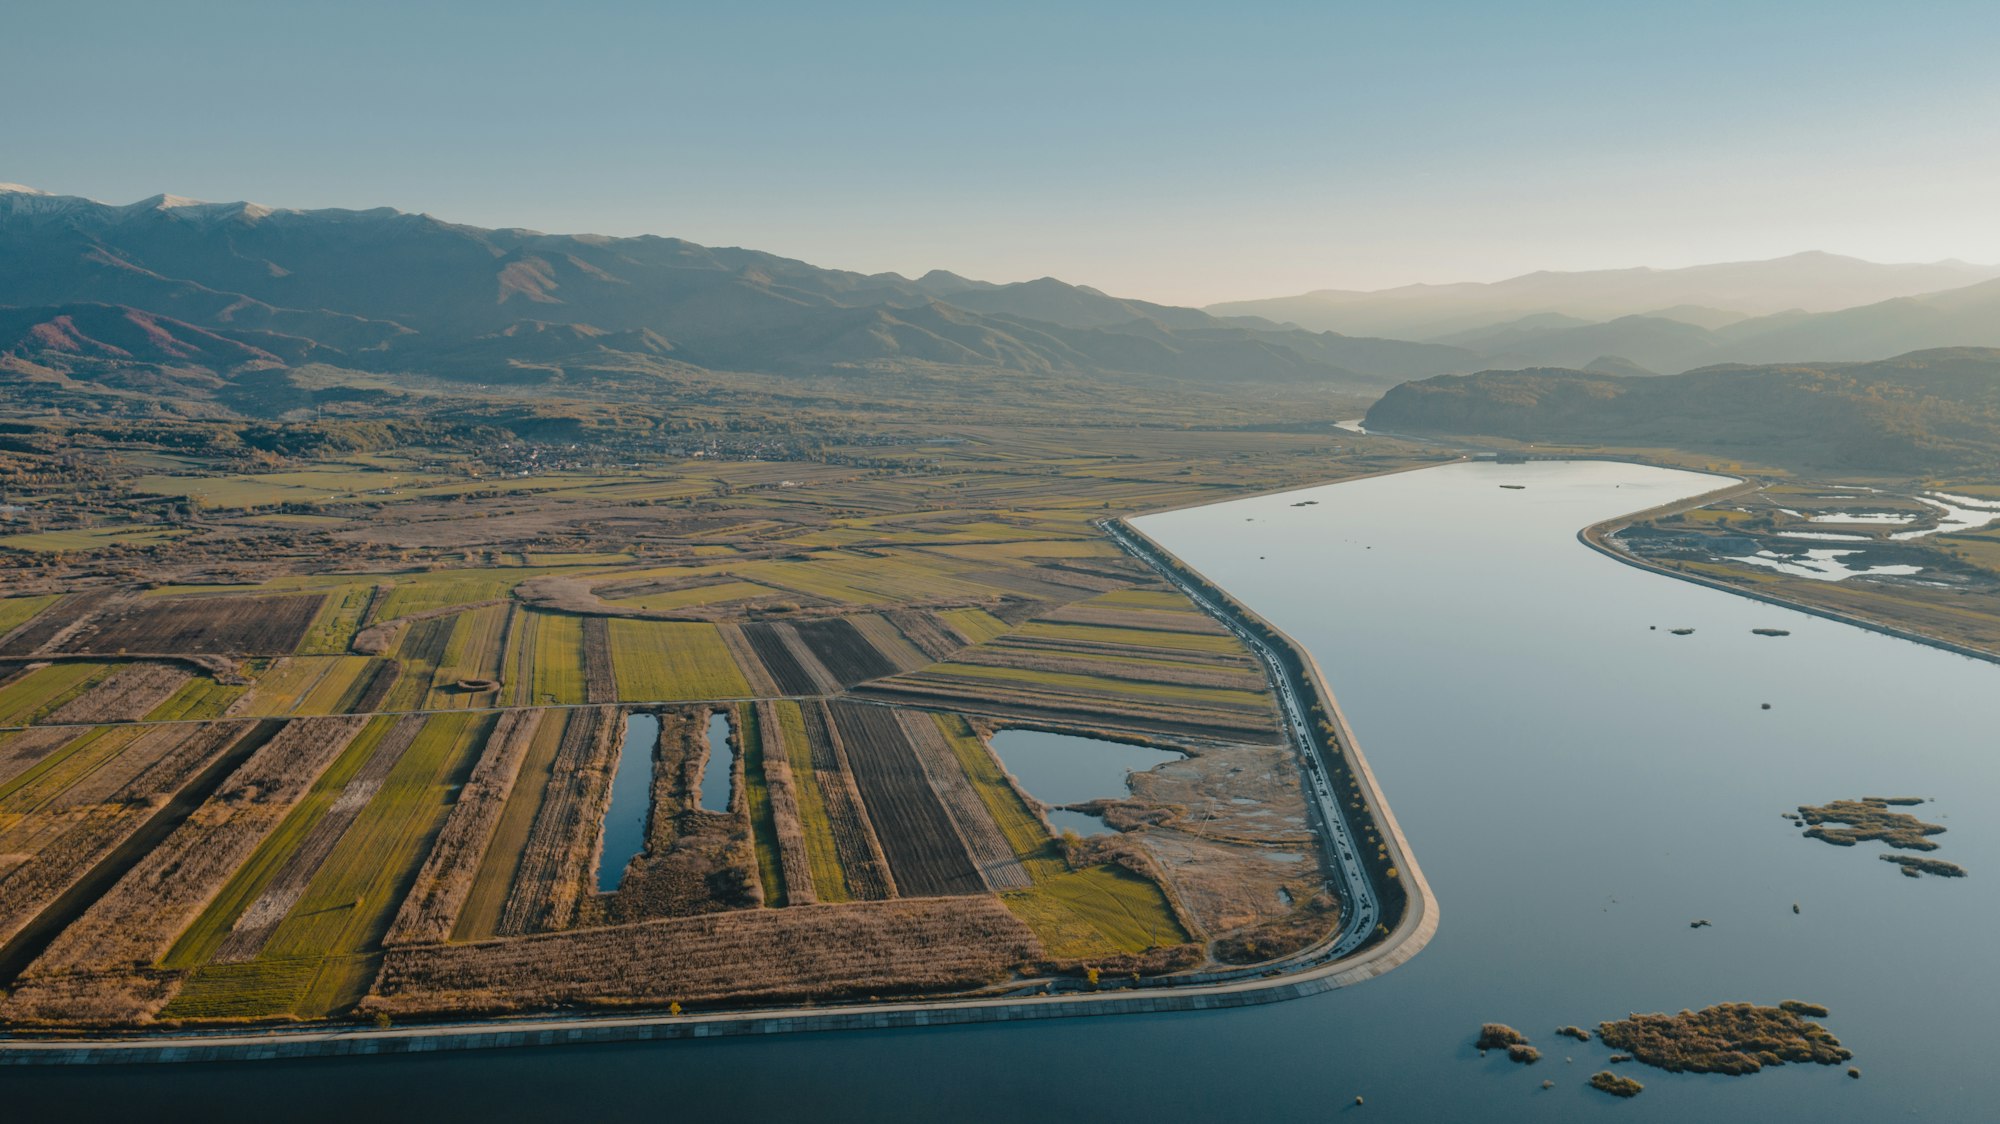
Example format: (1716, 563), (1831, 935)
(1209, 252), (2000, 340)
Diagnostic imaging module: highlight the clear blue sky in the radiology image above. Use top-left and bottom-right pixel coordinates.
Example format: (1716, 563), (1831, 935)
(6, 1), (1998, 305)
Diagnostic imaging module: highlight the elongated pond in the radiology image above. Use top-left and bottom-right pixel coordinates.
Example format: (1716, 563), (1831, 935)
(699, 711), (734, 813)
(597, 713), (658, 892)
(19, 460), (2000, 1121)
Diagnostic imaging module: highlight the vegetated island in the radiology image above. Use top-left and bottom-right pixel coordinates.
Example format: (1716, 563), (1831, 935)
(1794, 797), (1965, 876)
(1589, 1071), (1644, 1098)
(1595, 1001), (1850, 1076)
(1475, 1022), (1541, 1064)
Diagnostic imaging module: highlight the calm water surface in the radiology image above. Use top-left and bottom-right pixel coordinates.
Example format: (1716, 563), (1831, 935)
(699, 711), (733, 813)
(596, 713), (658, 892)
(17, 460), (1999, 1121)
(990, 729), (1181, 836)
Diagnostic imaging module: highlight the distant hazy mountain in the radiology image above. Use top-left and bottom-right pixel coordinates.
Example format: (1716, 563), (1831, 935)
(0, 185), (1479, 414)
(1209, 253), (2000, 340)
(1379, 278), (2000, 375)
(1364, 347), (2000, 472)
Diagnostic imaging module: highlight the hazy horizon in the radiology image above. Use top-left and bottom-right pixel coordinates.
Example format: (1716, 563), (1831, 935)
(7, 1), (1999, 305)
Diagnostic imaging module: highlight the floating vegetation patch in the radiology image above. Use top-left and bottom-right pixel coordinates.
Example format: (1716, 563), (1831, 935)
(1594, 1002), (1851, 1076)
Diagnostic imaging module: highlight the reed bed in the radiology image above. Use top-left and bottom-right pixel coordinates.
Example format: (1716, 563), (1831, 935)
(365, 897), (1041, 1017)
(496, 707), (621, 934)
(0, 721), (251, 950)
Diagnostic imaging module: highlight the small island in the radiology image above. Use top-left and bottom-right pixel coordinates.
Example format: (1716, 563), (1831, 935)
(1595, 1001), (1850, 1075)
(1589, 1071), (1644, 1098)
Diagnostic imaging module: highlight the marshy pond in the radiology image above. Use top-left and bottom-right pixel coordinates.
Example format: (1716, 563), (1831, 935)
(987, 729), (1182, 836)
(19, 460), (2000, 1122)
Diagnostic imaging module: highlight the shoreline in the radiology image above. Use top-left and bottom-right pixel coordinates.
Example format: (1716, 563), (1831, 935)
(1577, 479), (2000, 667)
(0, 493), (1440, 1066)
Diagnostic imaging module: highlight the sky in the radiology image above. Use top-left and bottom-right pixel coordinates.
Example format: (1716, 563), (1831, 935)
(5, 1), (1999, 306)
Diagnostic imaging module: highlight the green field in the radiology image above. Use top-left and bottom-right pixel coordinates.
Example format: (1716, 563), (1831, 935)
(606, 619), (750, 701)
(0, 662), (111, 726)
(526, 611), (586, 705)
(0, 594), (57, 637)
(737, 703), (787, 905)
(774, 700), (849, 903)
(144, 676), (247, 721)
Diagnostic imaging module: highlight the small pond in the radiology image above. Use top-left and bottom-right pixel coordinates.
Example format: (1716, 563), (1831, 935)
(988, 729), (1182, 835)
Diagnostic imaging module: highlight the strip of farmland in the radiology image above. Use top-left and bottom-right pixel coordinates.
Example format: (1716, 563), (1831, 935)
(797, 702), (894, 900)
(385, 708), (545, 947)
(0, 721), (254, 952)
(827, 701), (986, 898)
(496, 707), (622, 935)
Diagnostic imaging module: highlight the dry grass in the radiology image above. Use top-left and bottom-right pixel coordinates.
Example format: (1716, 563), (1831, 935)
(0, 722), (251, 950)
(495, 707), (622, 935)
(0, 715), (367, 1026)
(41, 662), (191, 724)
(365, 897), (1041, 1017)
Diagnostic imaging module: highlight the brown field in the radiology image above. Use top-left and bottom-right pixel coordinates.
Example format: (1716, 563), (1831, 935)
(41, 662), (193, 725)
(827, 701), (985, 898)
(895, 710), (1032, 892)
(798, 702), (895, 900)
(365, 896), (1042, 1017)
(0, 591), (119, 657)
(793, 618), (902, 686)
(54, 594), (327, 658)
(580, 616), (618, 704)
(740, 622), (830, 696)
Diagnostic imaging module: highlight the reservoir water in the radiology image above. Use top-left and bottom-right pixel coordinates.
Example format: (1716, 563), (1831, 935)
(596, 713), (658, 892)
(16, 460), (1999, 1121)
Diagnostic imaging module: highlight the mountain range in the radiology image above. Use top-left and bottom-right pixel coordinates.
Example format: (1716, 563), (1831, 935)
(6, 184), (2000, 422)
(0, 185), (1475, 415)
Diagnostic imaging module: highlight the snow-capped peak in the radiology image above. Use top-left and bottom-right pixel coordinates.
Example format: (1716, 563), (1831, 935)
(0, 183), (50, 195)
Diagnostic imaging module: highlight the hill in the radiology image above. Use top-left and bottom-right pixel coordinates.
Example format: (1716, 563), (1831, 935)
(1363, 348), (2000, 472)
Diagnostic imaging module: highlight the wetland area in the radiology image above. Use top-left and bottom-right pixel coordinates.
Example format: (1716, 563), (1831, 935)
(14, 459), (1998, 1121)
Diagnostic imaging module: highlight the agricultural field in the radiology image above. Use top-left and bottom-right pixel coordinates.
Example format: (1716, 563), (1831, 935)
(0, 415), (1421, 1032)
